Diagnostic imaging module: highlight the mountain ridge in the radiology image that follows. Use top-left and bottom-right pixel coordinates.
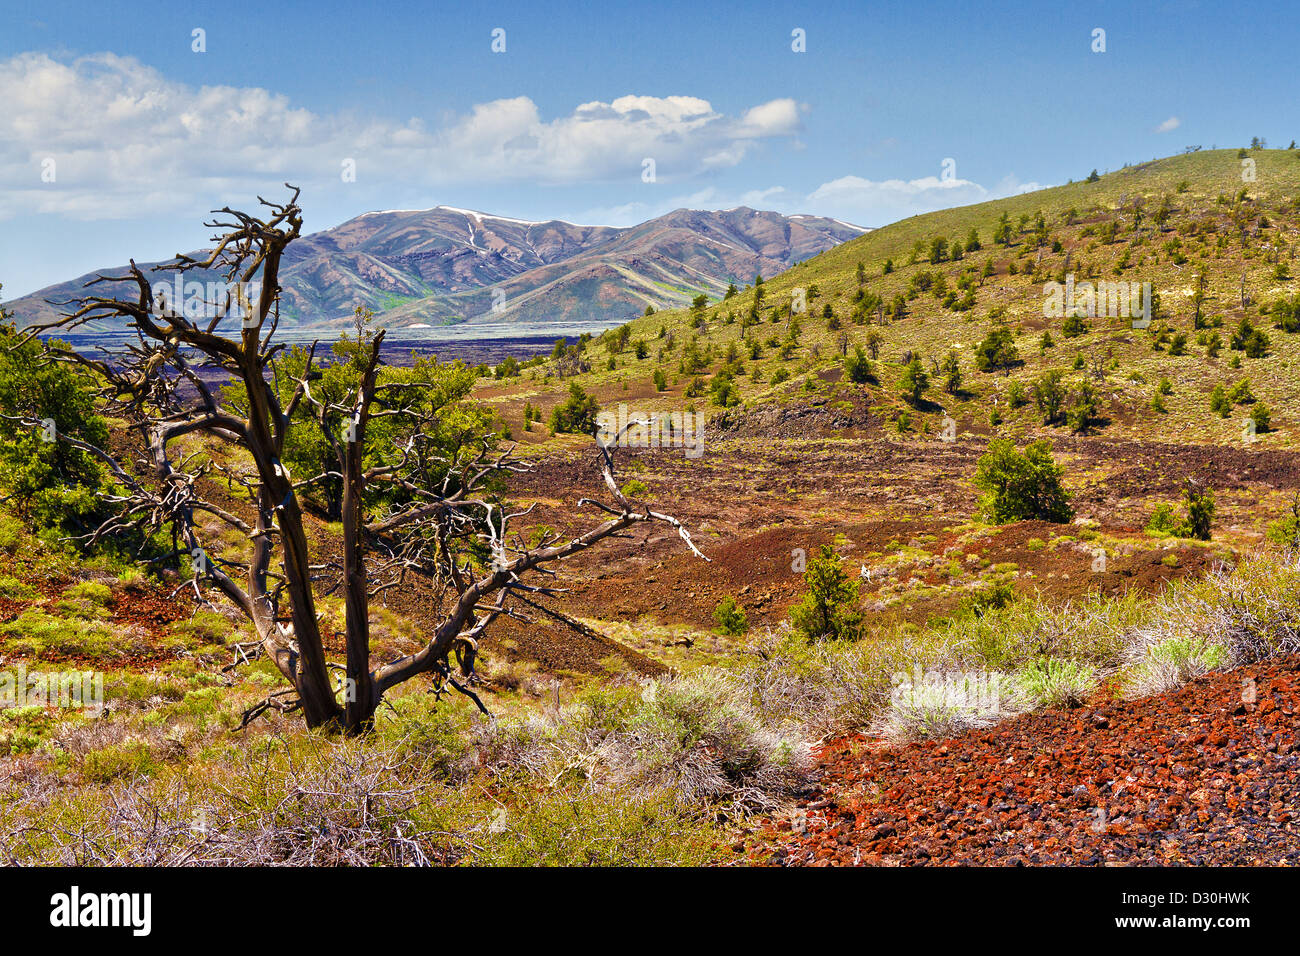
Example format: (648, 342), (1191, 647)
(4, 205), (867, 334)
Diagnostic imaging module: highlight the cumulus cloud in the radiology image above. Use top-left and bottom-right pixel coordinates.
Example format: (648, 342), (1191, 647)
(1155, 116), (1181, 133)
(789, 170), (1048, 227)
(992, 174), (1044, 195)
(0, 52), (803, 220)
(804, 174), (992, 225)
(738, 185), (791, 205)
(571, 169), (1041, 232)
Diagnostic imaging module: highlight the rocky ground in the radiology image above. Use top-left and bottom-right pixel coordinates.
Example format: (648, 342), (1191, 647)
(754, 653), (1300, 866)
(481, 433), (1291, 666)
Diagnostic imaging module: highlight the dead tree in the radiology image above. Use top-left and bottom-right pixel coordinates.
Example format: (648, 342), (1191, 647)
(21, 188), (706, 733)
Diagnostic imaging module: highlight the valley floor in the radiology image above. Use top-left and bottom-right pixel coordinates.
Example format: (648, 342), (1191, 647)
(3, 428), (1299, 866)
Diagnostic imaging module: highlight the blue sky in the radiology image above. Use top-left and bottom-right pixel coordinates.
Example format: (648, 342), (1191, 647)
(2, 0), (1298, 297)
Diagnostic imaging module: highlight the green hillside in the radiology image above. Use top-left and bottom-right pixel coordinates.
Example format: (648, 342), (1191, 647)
(493, 148), (1300, 453)
(6, 148), (1300, 868)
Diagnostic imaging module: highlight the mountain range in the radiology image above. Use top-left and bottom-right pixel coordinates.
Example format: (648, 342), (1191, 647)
(4, 206), (866, 334)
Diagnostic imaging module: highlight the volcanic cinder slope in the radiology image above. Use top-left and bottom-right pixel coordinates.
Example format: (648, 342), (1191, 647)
(755, 654), (1300, 866)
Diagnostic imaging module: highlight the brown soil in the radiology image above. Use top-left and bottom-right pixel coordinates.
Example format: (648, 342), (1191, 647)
(16, 428), (1295, 681)
(493, 433), (1288, 647)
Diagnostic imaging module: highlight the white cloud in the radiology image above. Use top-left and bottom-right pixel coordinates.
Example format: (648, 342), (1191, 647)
(993, 174), (1044, 195)
(1155, 116), (1181, 133)
(805, 174), (991, 225)
(575, 187), (724, 227)
(0, 52), (803, 220)
(792, 170), (1049, 227)
(738, 185), (790, 205)
(736, 98), (802, 137)
(0, 51), (1054, 245)
(574, 170), (1043, 232)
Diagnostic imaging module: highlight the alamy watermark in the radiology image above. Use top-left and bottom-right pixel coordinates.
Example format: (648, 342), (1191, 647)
(1043, 273), (1152, 329)
(50, 886), (150, 936)
(889, 664), (1011, 715)
(596, 403), (705, 459)
(150, 276), (263, 326)
(1, 665), (103, 716)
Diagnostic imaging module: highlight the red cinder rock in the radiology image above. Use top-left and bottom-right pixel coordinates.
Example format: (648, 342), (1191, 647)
(750, 653), (1300, 866)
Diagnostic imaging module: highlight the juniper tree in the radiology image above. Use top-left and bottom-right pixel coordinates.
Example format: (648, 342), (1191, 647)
(899, 357), (929, 405)
(17, 189), (705, 733)
(789, 545), (861, 641)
